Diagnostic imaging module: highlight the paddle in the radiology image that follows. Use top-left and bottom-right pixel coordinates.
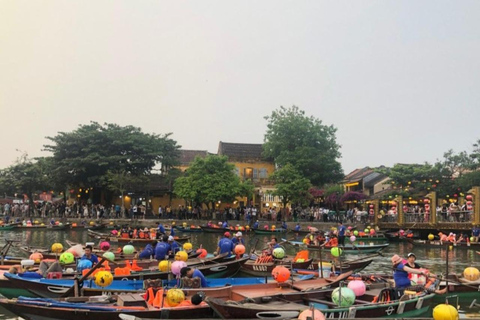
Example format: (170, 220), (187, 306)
(60, 255), (117, 298)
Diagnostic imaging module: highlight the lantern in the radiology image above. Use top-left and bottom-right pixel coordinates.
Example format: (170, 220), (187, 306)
(29, 253), (43, 263)
(175, 251), (188, 262)
(59, 252), (75, 265)
(158, 260), (171, 272)
(432, 304), (459, 320)
(196, 248), (208, 258)
(166, 289), (185, 307)
(271, 266), (290, 283)
(235, 245), (246, 255)
(171, 261), (187, 276)
(331, 287), (356, 307)
(183, 243), (193, 251)
(272, 247), (285, 259)
(123, 245), (135, 255)
(463, 267), (480, 281)
(103, 252), (115, 261)
(94, 270), (113, 287)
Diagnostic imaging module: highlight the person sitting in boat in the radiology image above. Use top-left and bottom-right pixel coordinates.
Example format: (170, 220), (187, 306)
(232, 232), (245, 246)
(170, 224), (176, 237)
(266, 237), (281, 255)
(215, 232), (234, 256)
(222, 220), (228, 228)
(391, 254), (446, 297)
(438, 232), (448, 243)
(154, 236), (171, 260)
(446, 232), (456, 243)
(167, 235), (181, 254)
(323, 235), (338, 247)
(138, 240), (158, 259)
(180, 266), (208, 287)
(472, 225), (480, 242)
(253, 220), (259, 230)
(207, 221), (213, 227)
(314, 232), (325, 246)
(156, 222), (165, 234)
(81, 245), (99, 265)
(50, 218), (55, 226)
(295, 223), (301, 232)
(9, 260), (63, 279)
(281, 221), (288, 230)
(405, 252), (421, 269)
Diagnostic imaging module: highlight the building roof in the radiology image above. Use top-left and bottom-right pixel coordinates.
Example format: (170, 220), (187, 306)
(179, 150), (209, 166)
(363, 172), (388, 188)
(344, 167), (374, 183)
(217, 142), (267, 161)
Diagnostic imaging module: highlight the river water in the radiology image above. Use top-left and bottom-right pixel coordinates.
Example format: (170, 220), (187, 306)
(0, 228), (479, 319)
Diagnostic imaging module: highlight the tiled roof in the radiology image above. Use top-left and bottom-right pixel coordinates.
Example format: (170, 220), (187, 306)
(217, 142), (267, 161)
(179, 150), (209, 166)
(344, 167), (373, 182)
(363, 172), (388, 187)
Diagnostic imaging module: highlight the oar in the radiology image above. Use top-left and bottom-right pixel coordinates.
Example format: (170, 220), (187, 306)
(60, 256), (116, 298)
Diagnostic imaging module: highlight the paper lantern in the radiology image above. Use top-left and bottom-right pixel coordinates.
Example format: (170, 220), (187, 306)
(331, 287), (356, 307)
(171, 261), (187, 276)
(89, 221), (95, 226)
(303, 238), (308, 244)
(51, 242), (63, 253)
(55, 221), (60, 225)
(158, 260), (171, 272)
(271, 225), (276, 230)
(109, 221), (114, 225)
(183, 243), (193, 251)
(271, 266), (290, 283)
(94, 270), (113, 287)
(72, 223), (77, 227)
(470, 237), (475, 242)
(29, 253), (43, 263)
(463, 267), (480, 281)
(66, 247), (80, 258)
(350, 236), (356, 242)
(235, 245), (246, 255)
(166, 288), (185, 307)
(330, 247), (342, 257)
(182, 222), (187, 227)
(272, 247), (285, 259)
(298, 309), (326, 320)
(466, 195), (473, 201)
(123, 245), (135, 255)
(77, 259), (93, 272)
(364, 228), (370, 234)
(353, 230), (359, 236)
(40, 223), (45, 226)
(196, 248), (207, 258)
(175, 251), (188, 262)
(245, 225), (250, 230)
(34, 220), (39, 224)
(103, 251), (115, 261)
(100, 241), (110, 251)
(428, 234), (434, 241)
(347, 280), (366, 296)
(432, 304), (459, 320)
(59, 252), (75, 265)
(369, 229), (375, 235)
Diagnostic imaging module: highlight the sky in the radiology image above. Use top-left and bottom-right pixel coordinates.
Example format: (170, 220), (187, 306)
(1, 1), (480, 175)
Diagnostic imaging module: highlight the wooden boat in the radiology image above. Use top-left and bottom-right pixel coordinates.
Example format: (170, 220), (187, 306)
(433, 274), (480, 304)
(384, 231), (420, 242)
(13, 224), (70, 231)
(0, 293), (216, 320)
(296, 256), (376, 276)
(174, 226), (203, 233)
(240, 258), (313, 277)
(200, 226), (230, 233)
(0, 224), (17, 231)
(307, 243), (389, 254)
(288, 229), (311, 236)
(351, 233), (388, 242)
(71, 224), (107, 230)
(253, 228), (288, 235)
(206, 282), (435, 319)
(2, 257), (250, 298)
(407, 238), (480, 249)
(88, 230), (191, 244)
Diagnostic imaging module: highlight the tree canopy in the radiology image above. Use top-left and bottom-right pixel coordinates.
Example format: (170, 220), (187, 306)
(269, 163), (312, 207)
(173, 155), (254, 209)
(263, 106), (343, 186)
(44, 122), (180, 191)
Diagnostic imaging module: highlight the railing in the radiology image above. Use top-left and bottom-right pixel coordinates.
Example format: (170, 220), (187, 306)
(437, 210), (473, 223)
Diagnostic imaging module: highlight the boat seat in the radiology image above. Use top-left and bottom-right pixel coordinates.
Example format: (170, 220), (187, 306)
(354, 299), (372, 304)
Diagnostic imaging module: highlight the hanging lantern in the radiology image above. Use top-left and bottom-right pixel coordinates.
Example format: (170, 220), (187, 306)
(466, 195), (473, 201)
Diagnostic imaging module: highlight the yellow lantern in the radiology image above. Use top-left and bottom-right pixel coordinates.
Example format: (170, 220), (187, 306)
(166, 289), (185, 307)
(175, 251), (188, 262)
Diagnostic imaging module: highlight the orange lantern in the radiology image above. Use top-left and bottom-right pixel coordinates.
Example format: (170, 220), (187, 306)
(272, 266), (290, 283)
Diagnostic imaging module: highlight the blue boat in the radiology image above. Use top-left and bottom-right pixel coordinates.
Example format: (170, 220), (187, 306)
(2, 273), (269, 298)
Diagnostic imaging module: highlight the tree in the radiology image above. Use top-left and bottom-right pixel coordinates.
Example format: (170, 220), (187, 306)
(269, 163), (312, 208)
(0, 155), (52, 213)
(263, 106), (343, 186)
(44, 122), (180, 200)
(173, 155), (254, 210)
(323, 184), (344, 210)
(104, 170), (147, 208)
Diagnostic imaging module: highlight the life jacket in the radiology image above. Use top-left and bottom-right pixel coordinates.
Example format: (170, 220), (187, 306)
(133, 229), (138, 238)
(327, 238), (338, 247)
(151, 289), (170, 308)
(138, 231), (145, 239)
(121, 233), (130, 239)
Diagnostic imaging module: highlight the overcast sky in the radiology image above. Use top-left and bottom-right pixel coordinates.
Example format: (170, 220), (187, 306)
(1, 1), (480, 175)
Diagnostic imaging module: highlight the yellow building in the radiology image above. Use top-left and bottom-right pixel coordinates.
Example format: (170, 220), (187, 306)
(217, 141), (277, 209)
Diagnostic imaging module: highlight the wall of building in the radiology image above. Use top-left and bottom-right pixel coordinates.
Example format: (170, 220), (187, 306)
(373, 177), (392, 194)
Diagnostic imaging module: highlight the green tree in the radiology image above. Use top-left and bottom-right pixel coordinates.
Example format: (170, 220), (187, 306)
(0, 155), (52, 213)
(104, 170), (147, 208)
(173, 155), (254, 210)
(44, 122), (180, 200)
(269, 163), (312, 208)
(263, 106), (343, 186)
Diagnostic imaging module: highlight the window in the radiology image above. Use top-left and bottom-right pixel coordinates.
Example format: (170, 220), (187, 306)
(244, 168), (253, 180)
(259, 168), (268, 179)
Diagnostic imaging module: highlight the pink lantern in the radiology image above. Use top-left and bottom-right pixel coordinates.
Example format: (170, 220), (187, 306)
(298, 309), (325, 320)
(196, 248), (208, 258)
(350, 235), (356, 242)
(369, 229), (376, 235)
(171, 261), (187, 276)
(347, 280), (366, 296)
(100, 241), (110, 251)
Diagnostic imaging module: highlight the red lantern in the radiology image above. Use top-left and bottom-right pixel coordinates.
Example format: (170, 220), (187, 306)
(466, 195), (473, 201)
(424, 199), (430, 204)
